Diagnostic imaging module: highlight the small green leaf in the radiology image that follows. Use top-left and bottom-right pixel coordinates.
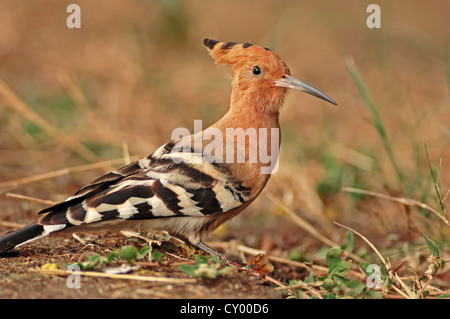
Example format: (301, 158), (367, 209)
(209, 254), (222, 264)
(118, 245), (138, 261)
(87, 253), (100, 263)
(345, 280), (367, 297)
(178, 255), (230, 279)
(326, 248), (342, 274)
(77, 253), (107, 270)
(194, 254), (208, 264)
(218, 266), (232, 276)
(178, 264), (197, 276)
(304, 271), (315, 284)
(107, 252), (115, 262)
(83, 253), (101, 270)
(289, 279), (298, 285)
(334, 261), (351, 276)
(151, 251), (164, 262)
(423, 234), (440, 257)
(325, 292), (337, 299)
(333, 272), (350, 285)
(323, 277), (337, 290)
(137, 246), (152, 260)
(359, 262), (370, 275)
(366, 289), (384, 299)
(289, 248), (301, 261)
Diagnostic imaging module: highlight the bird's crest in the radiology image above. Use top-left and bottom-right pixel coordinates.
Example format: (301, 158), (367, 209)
(203, 38), (290, 77)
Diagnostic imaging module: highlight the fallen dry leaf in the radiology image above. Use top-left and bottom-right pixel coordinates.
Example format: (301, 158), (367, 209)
(247, 254), (274, 275)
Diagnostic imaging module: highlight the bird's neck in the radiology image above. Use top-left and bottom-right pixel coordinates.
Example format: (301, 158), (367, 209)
(205, 94), (282, 196)
(215, 107), (280, 131)
(218, 89), (282, 130)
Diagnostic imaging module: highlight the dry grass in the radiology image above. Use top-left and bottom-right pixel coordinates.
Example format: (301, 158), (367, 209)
(0, 0), (449, 298)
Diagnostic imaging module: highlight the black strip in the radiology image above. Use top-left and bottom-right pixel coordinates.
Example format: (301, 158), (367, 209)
(67, 202), (86, 223)
(38, 163), (138, 215)
(243, 43), (253, 48)
(153, 180), (183, 215)
(100, 209), (120, 221)
(87, 184), (155, 207)
(126, 202), (154, 220)
(149, 157), (217, 186)
(0, 223), (44, 253)
(39, 209), (70, 225)
(38, 158), (144, 216)
(203, 38), (218, 49)
(189, 188), (223, 215)
(224, 183), (249, 203)
(163, 141), (176, 153)
(115, 162), (141, 176)
(221, 42), (237, 50)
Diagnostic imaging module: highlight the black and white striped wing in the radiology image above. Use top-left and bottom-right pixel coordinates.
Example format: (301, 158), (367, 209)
(35, 141), (251, 242)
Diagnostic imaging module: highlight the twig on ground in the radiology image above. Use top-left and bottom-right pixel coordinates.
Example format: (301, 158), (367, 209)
(333, 221), (387, 267)
(0, 221), (27, 229)
(6, 193), (57, 206)
(0, 157), (139, 191)
(72, 233), (87, 246)
(265, 191), (338, 248)
(32, 268), (197, 284)
(266, 191), (366, 263)
(342, 186), (449, 226)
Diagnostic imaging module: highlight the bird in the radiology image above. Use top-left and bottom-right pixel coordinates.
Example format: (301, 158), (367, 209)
(0, 39), (336, 258)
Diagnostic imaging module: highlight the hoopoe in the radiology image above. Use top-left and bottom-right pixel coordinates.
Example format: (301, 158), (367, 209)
(0, 39), (336, 258)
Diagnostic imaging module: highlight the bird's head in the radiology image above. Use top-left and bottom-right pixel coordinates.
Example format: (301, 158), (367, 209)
(204, 38), (336, 113)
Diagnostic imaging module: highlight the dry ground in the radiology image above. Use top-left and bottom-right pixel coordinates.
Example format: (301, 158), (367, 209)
(0, 0), (449, 299)
(0, 233), (285, 299)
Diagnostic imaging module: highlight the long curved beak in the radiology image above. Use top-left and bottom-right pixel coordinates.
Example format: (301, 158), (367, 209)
(274, 74), (337, 105)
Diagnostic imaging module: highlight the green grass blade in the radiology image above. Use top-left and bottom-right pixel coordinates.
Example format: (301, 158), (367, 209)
(344, 56), (405, 189)
(424, 142), (446, 217)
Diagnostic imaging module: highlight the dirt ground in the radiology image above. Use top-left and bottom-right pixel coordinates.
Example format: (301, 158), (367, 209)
(0, 230), (306, 299)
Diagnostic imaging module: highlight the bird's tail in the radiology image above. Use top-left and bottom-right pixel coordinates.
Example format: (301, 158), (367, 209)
(0, 223), (62, 254)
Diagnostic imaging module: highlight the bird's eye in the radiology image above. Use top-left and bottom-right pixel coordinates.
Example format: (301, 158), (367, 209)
(252, 65), (262, 75)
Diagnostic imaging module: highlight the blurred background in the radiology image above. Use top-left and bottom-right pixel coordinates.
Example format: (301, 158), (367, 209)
(0, 0), (449, 281)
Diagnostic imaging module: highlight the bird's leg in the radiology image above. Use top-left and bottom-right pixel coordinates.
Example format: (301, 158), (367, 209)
(194, 241), (243, 267)
(193, 241), (267, 273)
(194, 241), (228, 260)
